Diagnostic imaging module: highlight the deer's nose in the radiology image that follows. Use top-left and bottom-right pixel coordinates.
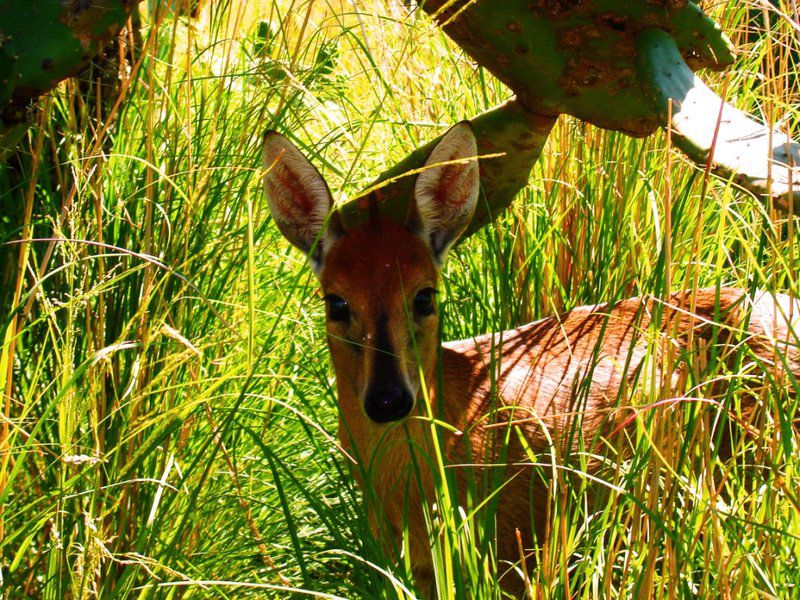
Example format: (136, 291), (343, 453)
(364, 383), (414, 423)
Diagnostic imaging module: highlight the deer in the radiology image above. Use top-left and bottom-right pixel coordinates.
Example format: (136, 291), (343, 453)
(262, 122), (800, 596)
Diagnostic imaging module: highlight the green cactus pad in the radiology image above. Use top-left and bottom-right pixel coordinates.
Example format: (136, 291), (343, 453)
(421, 0), (734, 136)
(0, 0), (139, 106)
(0, 1), (143, 159)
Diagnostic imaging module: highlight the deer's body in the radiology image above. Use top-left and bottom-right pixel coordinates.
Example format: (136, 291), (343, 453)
(328, 219), (799, 587)
(262, 123), (800, 594)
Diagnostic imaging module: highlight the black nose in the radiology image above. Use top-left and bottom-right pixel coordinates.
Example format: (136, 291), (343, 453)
(364, 383), (414, 423)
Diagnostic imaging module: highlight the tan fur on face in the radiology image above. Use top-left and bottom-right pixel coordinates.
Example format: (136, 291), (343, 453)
(321, 217), (440, 431)
(319, 218), (443, 578)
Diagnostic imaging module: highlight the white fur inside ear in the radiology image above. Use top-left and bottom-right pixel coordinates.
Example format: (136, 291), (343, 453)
(263, 133), (334, 270)
(414, 123), (479, 263)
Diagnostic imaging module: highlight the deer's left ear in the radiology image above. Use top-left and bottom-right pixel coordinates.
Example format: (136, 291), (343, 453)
(412, 121), (480, 265)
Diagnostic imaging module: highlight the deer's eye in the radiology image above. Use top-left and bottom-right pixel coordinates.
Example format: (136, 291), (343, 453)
(324, 295), (350, 322)
(413, 288), (437, 317)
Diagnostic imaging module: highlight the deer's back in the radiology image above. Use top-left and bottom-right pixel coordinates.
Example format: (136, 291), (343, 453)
(439, 287), (799, 457)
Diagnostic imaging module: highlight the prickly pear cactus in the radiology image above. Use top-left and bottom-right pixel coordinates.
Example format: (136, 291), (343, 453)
(421, 0), (734, 136)
(0, 0), (143, 158)
(343, 0), (798, 230)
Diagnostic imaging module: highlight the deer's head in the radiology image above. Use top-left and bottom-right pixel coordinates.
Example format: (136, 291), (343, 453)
(263, 124), (479, 424)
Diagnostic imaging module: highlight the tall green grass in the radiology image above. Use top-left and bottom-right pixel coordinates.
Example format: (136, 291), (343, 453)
(1, 0), (798, 597)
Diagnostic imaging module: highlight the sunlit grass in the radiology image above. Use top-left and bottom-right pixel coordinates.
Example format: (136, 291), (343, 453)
(1, 0), (798, 598)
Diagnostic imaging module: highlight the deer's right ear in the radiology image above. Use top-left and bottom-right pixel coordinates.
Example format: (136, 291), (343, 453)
(262, 131), (341, 274)
(411, 121), (479, 266)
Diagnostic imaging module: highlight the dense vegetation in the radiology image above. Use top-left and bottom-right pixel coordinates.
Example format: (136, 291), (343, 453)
(1, 1), (798, 597)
